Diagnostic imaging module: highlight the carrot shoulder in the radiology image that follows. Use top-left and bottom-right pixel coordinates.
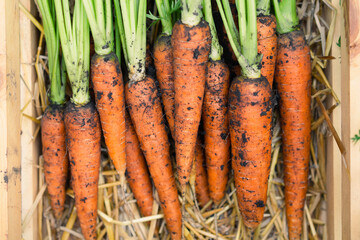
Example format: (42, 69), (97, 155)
(41, 104), (68, 219)
(126, 76), (182, 240)
(65, 102), (101, 240)
(125, 112), (154, 217)
(91, 53), (126, 176)
(275, 30), (311, 240)
(203, 60), (230, 203)
(257, 15), (277, 87)
(229, 76), (272, 228)
(172, 20), (211, 188)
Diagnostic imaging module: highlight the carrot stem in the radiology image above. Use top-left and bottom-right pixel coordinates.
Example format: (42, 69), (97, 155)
(257, 0), (270, 15)
(203, 0), (223, 61)
(156, 0), (173, 35)
(181, 0), (203, 26)
(55, 0), (90, 105)
(273, 0), (299, 34)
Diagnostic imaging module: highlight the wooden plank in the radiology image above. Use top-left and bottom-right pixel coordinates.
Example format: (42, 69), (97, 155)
(20, 0), (40, 239)
(0, 0), (22, 239)
(325, 0), (342, 239)
(342, 0), (360, 238)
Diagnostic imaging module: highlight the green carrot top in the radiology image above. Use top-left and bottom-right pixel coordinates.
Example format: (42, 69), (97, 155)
(55, 0), (90, 105)
(181, 0), (203, 26)
(82, 0), (114, 55)
(216, 0), (262, 78)
(257, 0), (270, 16)
(203, 0), (223, 61)
(153, 0), (179, 35)
(36, 0), (65, 105)
(114, 0), (147, 82)
(273, 0), (299, 34)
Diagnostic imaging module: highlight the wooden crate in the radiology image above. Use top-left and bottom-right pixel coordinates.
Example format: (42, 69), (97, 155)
(1, 0), (360, 239)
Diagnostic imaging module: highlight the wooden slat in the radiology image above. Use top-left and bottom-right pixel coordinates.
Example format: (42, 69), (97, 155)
(342, 0), (360, 238)
(20, 0), (40, 239)
(325, 0), (342, 239)
(0, 0), (21, 239)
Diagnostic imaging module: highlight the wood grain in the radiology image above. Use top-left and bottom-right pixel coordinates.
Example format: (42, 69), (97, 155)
(0, 0), (21, 239)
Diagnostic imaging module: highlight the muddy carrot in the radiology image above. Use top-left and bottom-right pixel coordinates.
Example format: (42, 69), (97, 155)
(83, 0), (126, 178)
(125, 112), (154, 217)
(216, 0), (273, 228)
(172, 0), (211, 190)
(273, 0), (311, 238)
(55, 1), (101, 239)
(202, 0), (231, 204)
(37, 0), (68, 219)
(114, 1), (182, 239)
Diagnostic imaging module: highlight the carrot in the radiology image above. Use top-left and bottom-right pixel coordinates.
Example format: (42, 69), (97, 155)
(91, 53), (126, 176)
(194, 139), (211, 208)
(202, 0), (230, 204)
(114, 1), (182, 238)
(216, 0), (272, 228)
(41, 105), (68, 219)
(172, 0), (211, 189)
(153, 34), (175, 137)
(125, 112), (154, 217)
(83, 0), (126, 177)
(37, 0), (68, 219)
(257, 15), (277, 87)
(273, 0), (312, 237)
(65, 102), (101, 240)
(55, 1), (100, 239)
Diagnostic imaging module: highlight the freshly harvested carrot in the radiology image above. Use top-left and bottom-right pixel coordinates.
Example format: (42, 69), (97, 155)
(216, 0), (272, 228)
(125, 76), (182, 239)
(91, 53), (125, 176)
(202, 0), (230, 204)
(194, 139), (211, 207)
(115, 1), (182, 238)
(55, 1), (100, 239)
(273, 0), (311, 237)
(153, 34), (175, 137)
(172, 0), (211, 189)
(37, 0), (68, 219)
(256, 0), (277, 87)
(125, 112), (154, 217)
(83, 0), (126, 177)
(65, 102), (101, 240)
(42, 105), (68, 219)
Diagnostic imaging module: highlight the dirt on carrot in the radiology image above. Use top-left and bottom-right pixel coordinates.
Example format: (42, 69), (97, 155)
(229, 76), (272, 228)
(91, 53), (126, 176)
(125, 75), (182, 240)
(172, 20), (211, 188)
(65, 102), (101, 240)
(41, 104), (68, 220)
(275, 29), (312, 240)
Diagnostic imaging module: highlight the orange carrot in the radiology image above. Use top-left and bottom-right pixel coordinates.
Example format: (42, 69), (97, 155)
(41, 105), (68, 219)
(229, 77), (272, 228)
(153, 34), (175, 138)
(202, 60), (230, 203)
(125, 75), (182, 239)
(257, 15), (277, 87)
(65, 102), (101, 240)
(194, 139), (211, 207)
(172, 20), (211, 189)
(125, 112), (154, 217)
(275, 30), (311, 240)
(91, 53), (126, 176)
